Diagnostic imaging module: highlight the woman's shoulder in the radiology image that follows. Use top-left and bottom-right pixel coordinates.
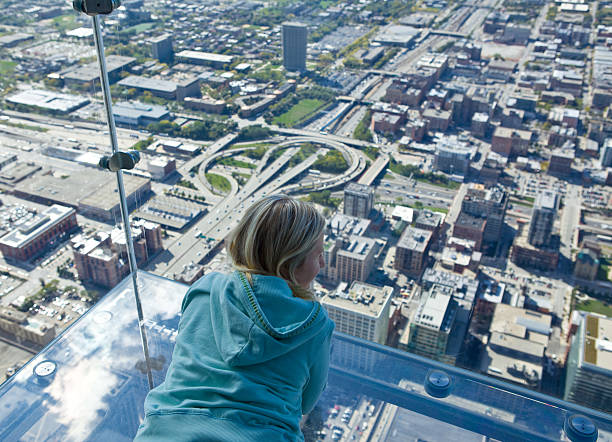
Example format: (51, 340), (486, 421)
(181, 272), (237, 310)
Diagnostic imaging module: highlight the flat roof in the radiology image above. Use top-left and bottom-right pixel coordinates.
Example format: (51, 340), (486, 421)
(337, 235), (376, 260)
(414, 285), (453, 330)
(63, 55), (135, 82)
(397, 226), (432, 253)
(118, 75), (177, 93)
(6, 89), (89, 113)
(493, 126), (532, 140)
(374, 24), (420, 45)
(483, 346), (543, 386)
(582, 314), (612, 372)
(176, 50), (233, 64)
(0, 205), (74, 249)
(328, 213), (370, 236)
(113, 101), (169, 120)
(14, 169), (149, 212)
(456, 212), (486, 229)
(392, 206), (414, 223)
(491, 303), (552, 339)
(321, 281), (393, 318)
(415, 209), (444, 227)
(490, 331), (545, 358)
(421, 268), (479, 302)
(535, 190), (558, 211)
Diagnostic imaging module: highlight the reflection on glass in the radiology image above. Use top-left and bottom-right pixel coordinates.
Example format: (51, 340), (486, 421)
(1, 272), (611, 441)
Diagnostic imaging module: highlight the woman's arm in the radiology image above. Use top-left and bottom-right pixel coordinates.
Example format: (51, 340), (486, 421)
(301, 325), (333, 414)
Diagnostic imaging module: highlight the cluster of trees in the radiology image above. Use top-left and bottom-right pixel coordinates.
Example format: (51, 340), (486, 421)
(312, 151), (349, 173)
(306, 190), (341, 209)
(242, 145), (268, 160)
(363, 145), (380, 160)
(132, 136), (154, 151)
(251, 65), (285, 83)
(18, 279), (60, 312)
(177, 179), (197, 189)
(218, 157), (256, 169)
(389, 159), (459, 189)
(147, 119), (237, 141)
(365, 0), (412, 18)
(236, 125), (272, 141)
(289, 143), (319, 167)
(354, 111), (373, 142)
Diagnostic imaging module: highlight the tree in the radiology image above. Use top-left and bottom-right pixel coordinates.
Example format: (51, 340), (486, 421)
(236, 125), (272, 141)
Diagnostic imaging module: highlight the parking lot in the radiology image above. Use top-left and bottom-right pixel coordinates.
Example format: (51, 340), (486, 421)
(312, 395), (381, 441)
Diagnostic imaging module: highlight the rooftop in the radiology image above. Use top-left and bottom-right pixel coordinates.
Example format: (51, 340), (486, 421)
(321, 281), (393, 318)
(582, 314), (612, 372)
(6, 89), (89, 113)
(176, 50), (234, 64)
(0, 205), (74, 249)
(534, 191), (559, 211)
(397, 226), (432, 253)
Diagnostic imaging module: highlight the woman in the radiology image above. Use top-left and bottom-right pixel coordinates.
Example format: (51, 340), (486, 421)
(135, 195), (335, 442)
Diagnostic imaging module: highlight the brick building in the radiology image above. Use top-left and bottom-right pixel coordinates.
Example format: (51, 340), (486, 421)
(0, 205), (78, 262)
(453, 212), (486, 251)
(394, 226), (433, 277)
(72, 219), (163, 288)
(491, 126), (532, 157)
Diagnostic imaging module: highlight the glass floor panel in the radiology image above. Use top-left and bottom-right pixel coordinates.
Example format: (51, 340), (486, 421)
(0, 271), (610, 441)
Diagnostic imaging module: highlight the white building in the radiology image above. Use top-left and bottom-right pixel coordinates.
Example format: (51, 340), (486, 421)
(321, 281), (393, 345)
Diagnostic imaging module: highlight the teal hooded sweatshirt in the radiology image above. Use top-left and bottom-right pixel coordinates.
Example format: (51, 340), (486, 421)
(134, 271), (335, 442)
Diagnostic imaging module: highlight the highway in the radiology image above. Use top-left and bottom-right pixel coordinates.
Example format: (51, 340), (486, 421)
(146, 133), (367, 277)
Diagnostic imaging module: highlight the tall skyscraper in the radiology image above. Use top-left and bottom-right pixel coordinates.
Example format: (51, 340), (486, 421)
(565, 313), (612, 413)
(343, 183), (374, 218)
(282, 22), (307, 71)
(528, 191), (558, 247)
(151, 34), (174, 63)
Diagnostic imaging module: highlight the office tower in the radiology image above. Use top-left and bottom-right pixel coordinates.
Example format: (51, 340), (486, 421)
(321, 282), (393, 345)
(461, 184), (508, 244)
(528, 191), (558, 247)
(151, 35), (173, 63)
(343, 182), (374, 218)
(434, 135), (474, 176)
(565, 314), (612, 413)
(394, 226), (433, 277)
(601, 138), (612, 168)
(407, 284), (458, 364)
(335, 236), (376, 283)
(282, 22), (307, 71)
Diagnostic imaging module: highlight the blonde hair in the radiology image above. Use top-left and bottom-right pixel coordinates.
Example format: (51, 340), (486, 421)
(227, 195), (325, 300)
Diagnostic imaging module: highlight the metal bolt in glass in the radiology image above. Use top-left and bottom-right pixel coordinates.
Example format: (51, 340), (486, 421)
(425, 369), (453, 398)
(564, 414), (598, 442)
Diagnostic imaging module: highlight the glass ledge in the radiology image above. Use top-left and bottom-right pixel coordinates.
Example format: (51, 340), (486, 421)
(0, 271), (609, 442)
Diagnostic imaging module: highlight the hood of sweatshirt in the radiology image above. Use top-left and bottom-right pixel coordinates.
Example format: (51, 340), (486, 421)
(200, 271), (330, 367)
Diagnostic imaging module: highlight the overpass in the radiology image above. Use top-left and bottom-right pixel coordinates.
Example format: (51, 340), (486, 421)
(358, 154), (389, 186)
(429, 29), (469, 38)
